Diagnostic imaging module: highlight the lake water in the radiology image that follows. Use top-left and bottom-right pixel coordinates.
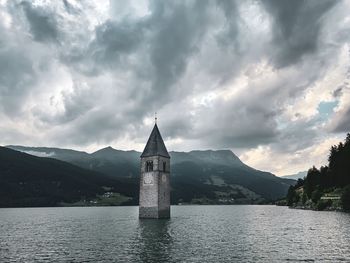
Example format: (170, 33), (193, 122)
(0, 205), (349, 262)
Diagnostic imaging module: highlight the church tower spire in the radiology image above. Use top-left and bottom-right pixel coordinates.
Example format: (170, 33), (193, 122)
(139, 121), (170, 219)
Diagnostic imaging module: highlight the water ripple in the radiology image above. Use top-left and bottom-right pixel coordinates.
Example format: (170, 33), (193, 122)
(0, 206), (349, 262)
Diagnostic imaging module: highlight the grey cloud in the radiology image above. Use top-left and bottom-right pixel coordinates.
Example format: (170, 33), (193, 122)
(59, 87), (96, 123)
(20, 1), (59, 42)
(90, 19), (144, 69)
(196, 99), (279, 149)
(0, 0), (348, 159)
(147, 1), (210, 100)
(274, 119), (319, 154)
(65, 1), (211, 87)
(261, 0), (338, 68)
(332, 107), (350, 133)
(215, 0), (239, 48)
(170, 52), (327, 149)
(0, 126), (33, 145)
(332, 87), (343, 98)
(330, 46), (350, 133)
(51, 1), (213, 144)
(52, 106), (145, 146)
(0, 46), (36, 116)
(32, 82), (97, 125)
(156, 110), (194, 140)
(0, 3), (57, 118)
(58, 111), (123, 145)
(62, 0), (79, 15)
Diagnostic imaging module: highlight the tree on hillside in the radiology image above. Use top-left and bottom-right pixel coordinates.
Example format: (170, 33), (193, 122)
(319, 166), (331, 189)
(341, 185), (350, 211)
(287, 186), (298, 207)
(328, 135), (350, 187)
(286, 133), (350, 209)
(304, 166), (321, 198)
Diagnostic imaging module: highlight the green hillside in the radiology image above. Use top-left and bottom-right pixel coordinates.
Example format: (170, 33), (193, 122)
(285, 133), (350, 211)
(0, 147), (135, 207)
(7, 146), (295, 204)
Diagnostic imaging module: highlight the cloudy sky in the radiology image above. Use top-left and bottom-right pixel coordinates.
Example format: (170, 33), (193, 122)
(0, 0), (349, 176)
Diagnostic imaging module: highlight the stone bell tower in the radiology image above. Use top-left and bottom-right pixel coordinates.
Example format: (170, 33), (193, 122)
(139, 120), (170, 219)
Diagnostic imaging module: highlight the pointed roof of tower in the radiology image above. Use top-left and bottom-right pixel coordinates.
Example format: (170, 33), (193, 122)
(141, 123), (170, 158)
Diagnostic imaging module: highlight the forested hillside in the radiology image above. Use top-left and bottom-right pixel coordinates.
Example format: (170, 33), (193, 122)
(6, 146), (294, 204)
(0, 147), (135, 207)
(286, 133), (350, 211)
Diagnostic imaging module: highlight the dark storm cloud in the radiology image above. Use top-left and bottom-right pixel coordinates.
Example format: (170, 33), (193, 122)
(51, 0), (214, 144)
(211, 109), (279, 148)
(274, 118), (319, 153)
(187, 52), (327, 149)
(20, 1), (59, 42)
(261, 0), (338, 68)
(0, 50), (36, 115)
(332, 87), (343, 98)
(51, 102), (149, 146)
(215, 0), (239, 48)
(49, 0), (340, 148)
(60, 18), (144, 75)
(69, 1), (212, 94)
(146, 1), (210, 100)
(62, 0), (79, 15)
(32, 81), (98, 125)
(330, 46), (350, 133)
(194, 95), (280, 148)
(331, 107), (350, 133)
(92, 20), (143, 66)
(0, 20), (37, 116)
(0, 0), (349, 162)
(58, 111), (126, 145)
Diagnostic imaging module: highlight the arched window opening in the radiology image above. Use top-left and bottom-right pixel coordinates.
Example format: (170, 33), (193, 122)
(146, 161), (153, 172)
(163, 161), (166, 172)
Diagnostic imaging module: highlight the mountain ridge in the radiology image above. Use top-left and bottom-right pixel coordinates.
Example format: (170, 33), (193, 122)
(0, 147), (135, 207)
(5, 145), (295, 203)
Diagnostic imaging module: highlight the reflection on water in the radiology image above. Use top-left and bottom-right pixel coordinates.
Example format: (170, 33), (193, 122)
(137, 219), (172, 262)
(0, 206), (349, 262)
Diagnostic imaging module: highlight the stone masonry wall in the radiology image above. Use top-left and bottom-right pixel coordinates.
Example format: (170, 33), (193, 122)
(139, 155), (170, 218)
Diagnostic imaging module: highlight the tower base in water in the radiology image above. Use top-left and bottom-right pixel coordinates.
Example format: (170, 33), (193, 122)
(139, 207), (170, 219)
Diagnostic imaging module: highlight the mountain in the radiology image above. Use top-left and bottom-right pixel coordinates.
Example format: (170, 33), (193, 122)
(0, 147), (135, 207)
(7, 145), (140, 178)
(170, 150), (295, 201)
(7, 145), (295, 203)
(282, 171), (307, 180)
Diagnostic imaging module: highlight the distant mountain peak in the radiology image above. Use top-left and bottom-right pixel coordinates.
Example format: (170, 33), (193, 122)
(104, 146), (115, 151)
(93, 146), (116, 153)
(282, 171), (307, 180)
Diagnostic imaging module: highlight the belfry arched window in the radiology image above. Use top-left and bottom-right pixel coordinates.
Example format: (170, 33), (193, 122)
(146, 161), (153, 172)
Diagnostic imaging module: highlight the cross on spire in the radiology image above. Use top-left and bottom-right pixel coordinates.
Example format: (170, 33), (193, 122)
(155, 111), (157, 124)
